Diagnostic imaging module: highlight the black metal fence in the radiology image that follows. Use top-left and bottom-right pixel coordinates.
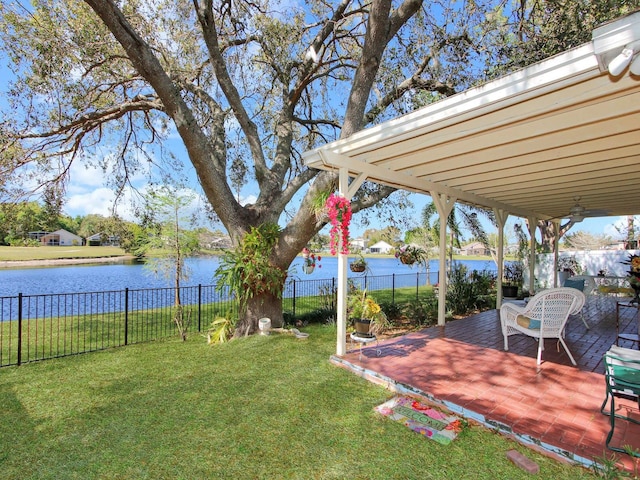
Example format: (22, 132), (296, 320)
(0, 272), (434, 367)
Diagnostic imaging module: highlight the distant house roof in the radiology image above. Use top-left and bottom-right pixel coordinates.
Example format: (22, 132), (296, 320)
(350, 237), (367, 250)
(368, 240), (394, 254)
(40, 229), (83, 245)
(460, 242), (490, 256)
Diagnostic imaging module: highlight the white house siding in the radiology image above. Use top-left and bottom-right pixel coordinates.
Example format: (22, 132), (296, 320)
(368, 241), (394, 254)
(41, 229), (83, 246)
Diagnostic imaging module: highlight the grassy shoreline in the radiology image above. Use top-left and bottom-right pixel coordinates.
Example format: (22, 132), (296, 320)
(0, 245), (130, 262)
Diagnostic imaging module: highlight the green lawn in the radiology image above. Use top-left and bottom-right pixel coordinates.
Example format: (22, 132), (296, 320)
(0, 245), (128, 261)
(0, 325), (599, 479)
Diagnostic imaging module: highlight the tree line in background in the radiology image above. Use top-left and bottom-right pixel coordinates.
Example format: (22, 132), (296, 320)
(3, 195), (630, 260)
(0, 198), (229, 257)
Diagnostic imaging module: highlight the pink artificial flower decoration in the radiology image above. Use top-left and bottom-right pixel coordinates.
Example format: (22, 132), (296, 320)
(325, 193), (352, 255)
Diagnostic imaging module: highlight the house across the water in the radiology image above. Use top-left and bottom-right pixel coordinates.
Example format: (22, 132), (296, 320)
(39, 229), (84, 246)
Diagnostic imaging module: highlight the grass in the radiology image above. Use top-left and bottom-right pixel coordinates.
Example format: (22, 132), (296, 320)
(0, 300), (236, 366)
(0, 245), (128, 261)
(0, 325), (598, 479)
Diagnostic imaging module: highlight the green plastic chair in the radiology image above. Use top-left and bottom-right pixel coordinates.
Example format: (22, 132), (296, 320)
(601, 346), (640, 456)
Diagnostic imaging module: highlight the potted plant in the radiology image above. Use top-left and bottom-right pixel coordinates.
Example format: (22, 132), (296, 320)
(502, 261), (523, 298)
(349, 253), (367, 273)
(621, 253), (640, 304)
(347, 289), (386, 336)
(395, 245), (428, 267)
(557, 256), (582, 285)
(301, 247), (320, 274)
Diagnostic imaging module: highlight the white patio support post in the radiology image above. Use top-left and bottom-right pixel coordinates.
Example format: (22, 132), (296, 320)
(494, 208), (509, 306)
(527, 217), (538, 294)
(553, 221), (560, 287)
(432, 193), (456, 326)
(334, 162), (367, 356)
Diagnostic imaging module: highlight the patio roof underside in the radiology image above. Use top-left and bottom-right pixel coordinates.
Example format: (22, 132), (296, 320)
(302, 13), (640, 223)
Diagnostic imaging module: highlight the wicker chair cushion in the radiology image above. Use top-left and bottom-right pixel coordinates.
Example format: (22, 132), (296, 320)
(516, 314), (540, 329)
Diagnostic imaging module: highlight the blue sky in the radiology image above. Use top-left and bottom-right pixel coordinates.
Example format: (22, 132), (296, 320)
(0, 7), (630, 244)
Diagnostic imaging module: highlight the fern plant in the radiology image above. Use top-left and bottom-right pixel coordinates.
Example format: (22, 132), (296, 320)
(214, 223), (287, 315)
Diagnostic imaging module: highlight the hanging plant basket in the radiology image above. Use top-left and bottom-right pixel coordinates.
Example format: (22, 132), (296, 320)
(399, 254), (414, 265)
(302, 264), (315, 274)
(350, 263), (366, 273)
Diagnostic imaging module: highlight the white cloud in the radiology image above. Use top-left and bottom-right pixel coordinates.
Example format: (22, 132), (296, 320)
(241, 194), (258, 206)
(68, 163), (108, 191)
(64, 185), (133, 220)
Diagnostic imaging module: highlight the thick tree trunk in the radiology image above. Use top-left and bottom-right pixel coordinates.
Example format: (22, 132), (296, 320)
(535, 219), (577, 253)
(234, 292), (285, 337)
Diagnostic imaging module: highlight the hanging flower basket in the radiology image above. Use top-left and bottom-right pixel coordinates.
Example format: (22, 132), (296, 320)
(300, 248), (320, 275)
(325, 193), (352, 255)
(399, 254), (414, 265)
(395, 245), (428, 267)
(350, 263), (366, 273)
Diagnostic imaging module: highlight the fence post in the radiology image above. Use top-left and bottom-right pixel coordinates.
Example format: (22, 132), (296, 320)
(17, 293), (22, 366)
(124, 288), (129, 346)
(292, 279), (296, 319)
(198, 284), (202, 332)
(332, 277), (336, 313)
(416, 272), (419, 301)
(392, 274), (396, 305)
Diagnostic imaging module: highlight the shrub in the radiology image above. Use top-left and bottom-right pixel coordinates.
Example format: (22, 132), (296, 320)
(291, 307), (336, 326)
(402, 296), (438, 326)
(378, 301), (403, 322)
(446, 264), (496, 315)
(318, 283), (337, 311)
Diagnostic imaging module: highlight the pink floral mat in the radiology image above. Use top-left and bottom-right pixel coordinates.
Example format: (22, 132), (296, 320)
(375, 396), (463, 445)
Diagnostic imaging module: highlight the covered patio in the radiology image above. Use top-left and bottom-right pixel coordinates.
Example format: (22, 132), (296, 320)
(302, 10), (640, 473)
(303, 11), (640, 355)
(337, 301), (640, 473)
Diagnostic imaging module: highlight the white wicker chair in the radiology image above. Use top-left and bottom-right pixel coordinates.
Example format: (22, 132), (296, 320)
(500, 287), (586, 366)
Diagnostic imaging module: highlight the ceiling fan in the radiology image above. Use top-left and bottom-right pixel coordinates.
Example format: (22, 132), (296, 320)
(551, 197), (609, 223)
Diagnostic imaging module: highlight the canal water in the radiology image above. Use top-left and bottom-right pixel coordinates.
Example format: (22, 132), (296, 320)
(0, 256), (498, 297)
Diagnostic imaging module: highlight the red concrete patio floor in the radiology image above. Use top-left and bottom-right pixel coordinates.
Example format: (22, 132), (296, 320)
(336, 298), (640, 474)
